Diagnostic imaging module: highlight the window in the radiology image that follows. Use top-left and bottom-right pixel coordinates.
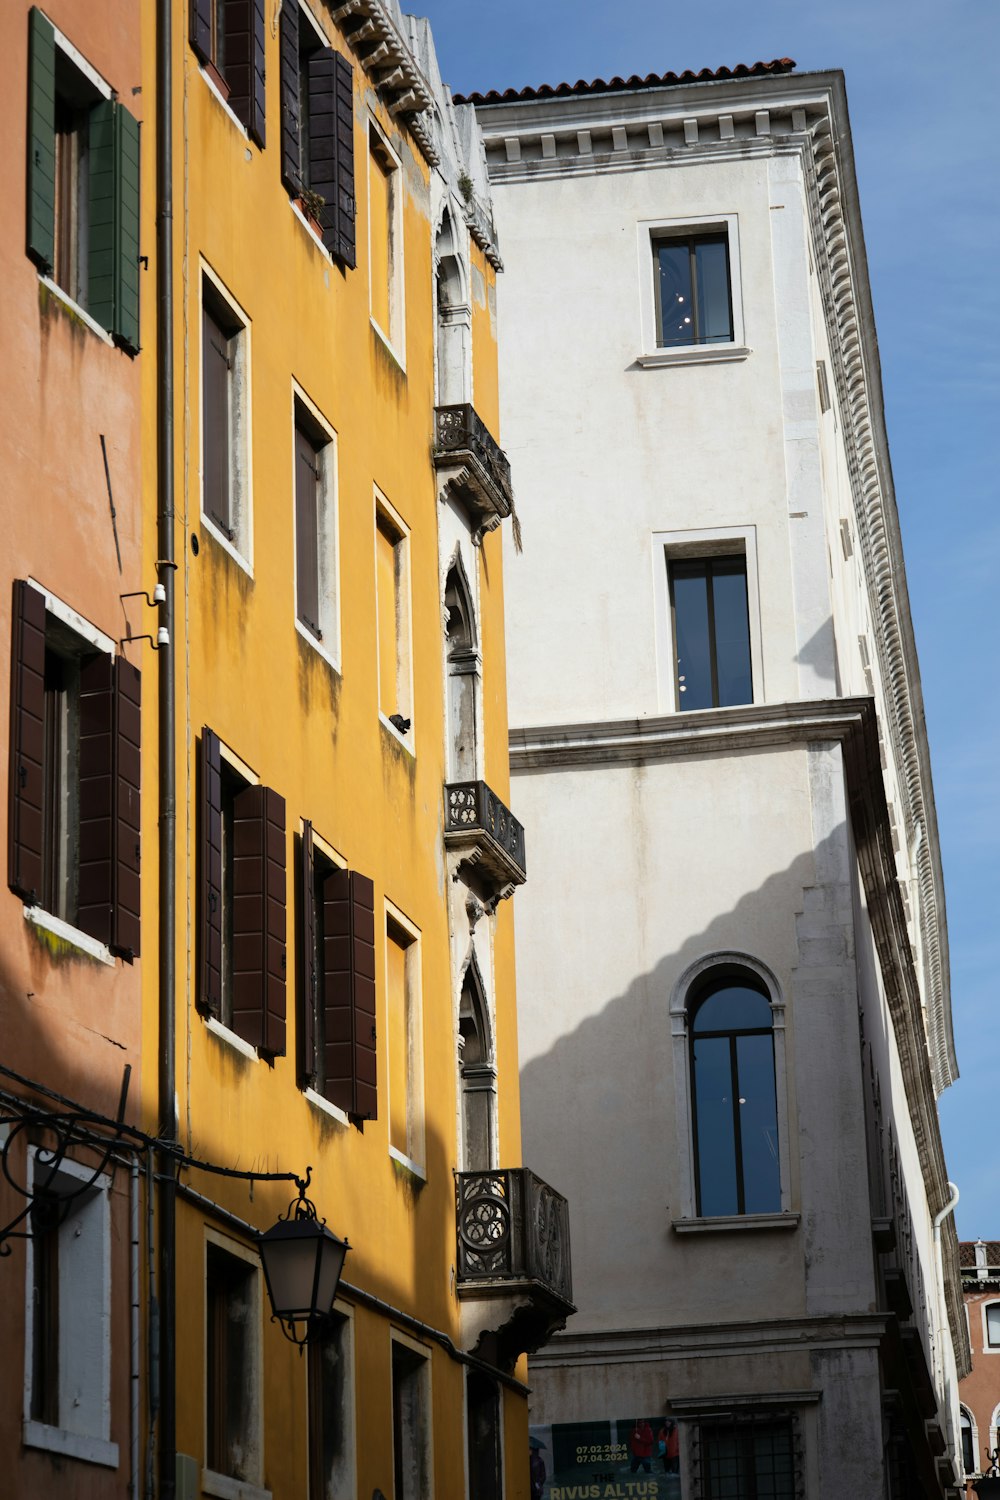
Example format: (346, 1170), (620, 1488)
(307, 1308), (356, 1500)
(374, 497), (412, 737)
(961, 1409), (976, 1476)
(278, 1), (357, 264)
(459, 956), (495, 1174)
(386, 910), (423, 1172)
(206, 1238), (262, 1484)
(26, 9), (140, 349)
(368, 124), (403, 356)
(444, 557), (479, 782)
(391, 1338), (432, 1500)
(24, 1157), (117, 1467)
(201, 273), (252, 564)
(694, 1414), (795, 1499)
(298, 827), (377, 1120)
(199, 730), (286, 1054)
(294, 394), (339, 658)
(8, 581), (141, 957)
(987, 1303), (1000, 1348)
(466, 1371), (501, 1500)
(190, 0), (266, 145)
(690, 972), (780, 1218)
(670, 555), (752, 710)
(654, 232), (733, 348)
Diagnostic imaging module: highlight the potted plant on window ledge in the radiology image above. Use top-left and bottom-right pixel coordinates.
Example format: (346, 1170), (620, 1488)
(297, 188), (326, 239)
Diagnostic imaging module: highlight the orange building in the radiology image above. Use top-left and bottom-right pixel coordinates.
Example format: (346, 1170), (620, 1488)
(0, 3), (146, 1497)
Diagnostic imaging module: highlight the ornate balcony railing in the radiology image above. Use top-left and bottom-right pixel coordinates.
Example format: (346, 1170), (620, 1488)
(444, 780), (526, 896)
(433, 404), (514, 531)
(456, 1167), (573, 1310)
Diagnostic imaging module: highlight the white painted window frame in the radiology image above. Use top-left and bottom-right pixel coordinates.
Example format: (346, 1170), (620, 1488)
(651, 525), (764, 713)
(669, 951), (792, 1224)
(200, 260), (254, 575)
(389, 1330), (434, 1500)
(636, 212), (748, 367)
(22, 1151), (118, 1468)
(203, 1229), (267, 1495)
(385, 899), (425, 1178)
(367, 115), (406, 369)
(981, 1301), (1000, 1355)
(291, 381), (341, 672)
(960, 1403), (981, 1478)
(374, 488), (414, 751)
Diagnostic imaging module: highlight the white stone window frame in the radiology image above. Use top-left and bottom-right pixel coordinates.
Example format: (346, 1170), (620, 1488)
(389, 1329), (435, 1500)
(367, 114), (406, 371)
(200, 260), (254, 576)
(636, 212), (748, 368)
(291, 380), (341, 672)
(22, 1150), (118, 1468)
(651, 525), (764, 714)
(202, 1228), (269, 1500)
(374, 487), (414, 752)
(22, 579), (118, 966)
(981, 1300), (1000, 1355)
(669, 951), (793, 1227)
(384, 898), (426, 1179)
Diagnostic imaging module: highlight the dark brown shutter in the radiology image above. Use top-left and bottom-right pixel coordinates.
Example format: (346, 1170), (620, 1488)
(202, 301), (232, 538)
(224, 0), (266, 147)
(199, 728), (223, 1017)
(231, 785), (286, 1054)
(8, 581), (47, 903)
(306, 50), (338, 254)
(294, 423), (321, 636)
(297, 820), (317, 1088)
(279, 0), (302, 194)
(332, 53), (356, 268)
(190, 0), (213, 65)
(322, 869), (376, 1117)
(112, 660), (141, 959)
(76, 654), (115, 945)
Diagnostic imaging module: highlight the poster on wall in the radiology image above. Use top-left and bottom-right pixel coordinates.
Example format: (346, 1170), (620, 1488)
(529, 1417), (682, 1500)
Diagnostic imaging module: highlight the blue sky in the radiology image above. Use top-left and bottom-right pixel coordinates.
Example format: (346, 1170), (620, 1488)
(417, 0), (999, 1238)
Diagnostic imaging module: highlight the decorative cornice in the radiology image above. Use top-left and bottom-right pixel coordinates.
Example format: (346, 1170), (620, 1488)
(330, 0), (438, 162)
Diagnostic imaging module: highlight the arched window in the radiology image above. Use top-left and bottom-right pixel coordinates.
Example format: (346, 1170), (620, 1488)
(459, 954), (495, 1173)
(690, 970), (780, 1217)
(444, 556), (478, 783)
(435, 208), (471, 407)
(960, 1407), (976, 1476)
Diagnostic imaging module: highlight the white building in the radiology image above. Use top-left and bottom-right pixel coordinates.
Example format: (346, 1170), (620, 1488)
(467, 59), (970, 1498)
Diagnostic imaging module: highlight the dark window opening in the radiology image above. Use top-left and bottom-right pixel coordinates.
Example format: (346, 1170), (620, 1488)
(697, 1415), (795, 1499)
(961, 1411), (975, 1476)
(670, 554), (752, 710)
(459, 960), (495, 1174)
(29, 1195), (61, 1427)
(654, 232), (733, 348)
(218, 757), (245, 1030)
(294, 407), (328, 640)
(392, 1342), (430, 1500)
(206, 1243), (257, 1481)
(690, 972), (780, 1218)
(467, 1370), (501, 1500)
(190, 0), (266, 146)
(202, 282), (243, 544)
(52, 50), (95, 308)
(308, 1310), (351, 1500)
(41, 626), (87, 925)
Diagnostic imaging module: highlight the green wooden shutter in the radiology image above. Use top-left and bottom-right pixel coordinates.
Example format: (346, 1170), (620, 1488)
(114, 105), (141, 352)
(26, 7), (56, 272)
(88, 100), (116, 330)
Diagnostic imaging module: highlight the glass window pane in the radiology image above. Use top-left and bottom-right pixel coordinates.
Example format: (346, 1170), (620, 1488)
(693, 982), (772, 1034)
(693, 1037), (738, 1216)
(710, 560), (752, 707)
(987, 1304), (1000, 1346)
(694, 237), (734, 344)
(672, 562), (713, 709)
(961, 1413), (974, 1475)
(657, 242), (695, 347)
(736, 1034), (781, 1214)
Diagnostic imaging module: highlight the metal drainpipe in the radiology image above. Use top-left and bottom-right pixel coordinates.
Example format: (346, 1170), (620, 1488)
(933, 1181), (960, 1475)
(156, 0), (177, 1494)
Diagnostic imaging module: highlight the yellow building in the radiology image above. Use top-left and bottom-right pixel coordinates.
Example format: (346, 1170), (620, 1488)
(139, 4), (573, 1500)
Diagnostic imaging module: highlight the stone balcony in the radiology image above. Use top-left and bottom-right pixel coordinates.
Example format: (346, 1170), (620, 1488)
(455, 1167), (575, 1370)
(444, 781), (526, 904)
(433, 404), (514, 540)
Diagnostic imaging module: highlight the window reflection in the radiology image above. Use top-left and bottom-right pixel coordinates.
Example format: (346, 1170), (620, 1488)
(655, 233), (734, 348)
(690, 973), (780, 1217)
(670, 555), (752, 710)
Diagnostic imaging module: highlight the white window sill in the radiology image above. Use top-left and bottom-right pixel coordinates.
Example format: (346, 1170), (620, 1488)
(389, 1145), (426, 1181)
(202, 1470), (271, 1500)
(24, 906), (116, 967)
(379, 712), (415, 756)
(204, 1016), (258, 1062)
(290, 198), (333, 262)
(369, 317), (406, 374)
(304, 1088), (350, 1127)
(198, 67), (251, 141)
(200, 513), (254, 578)
(23, 1419), (119, 1468)
(672, 1211), (799, 1234)
(636, 344), (751, 369)
(294, 617), (341, 674)
(38, 277), (115, 346)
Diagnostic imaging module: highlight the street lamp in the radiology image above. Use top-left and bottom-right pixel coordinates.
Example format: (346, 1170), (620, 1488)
(974, 1450), (1000, 1498)
(259, 1169), (349, 1348)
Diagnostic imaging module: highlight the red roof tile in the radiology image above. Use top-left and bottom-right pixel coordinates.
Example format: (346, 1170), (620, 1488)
(454, 59), (796, 107)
